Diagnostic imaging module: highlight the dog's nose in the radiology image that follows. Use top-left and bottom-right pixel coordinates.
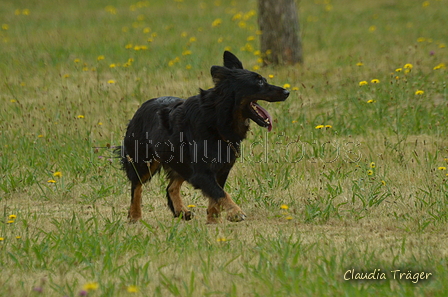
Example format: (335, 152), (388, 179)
(283, 89), (290, 98)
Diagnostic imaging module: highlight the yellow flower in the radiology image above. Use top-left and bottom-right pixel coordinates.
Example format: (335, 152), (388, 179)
(367, 170), (374, 176)
(292, 120), (297, 123)
(285, 216), (293, 220)
(77, 115), (85, 119)
(38, 134), (44, 138)
(182, 50), (192, 56)
(404, 63), (413, 69)
(189, 36), (197, 43)
(1, 24), (9, 30)
(268, 74), (274, 79)
(63, 74), (70, 78)
(252, 65), (260, 71)
(83, 282), (99, 291)
(292, 87), (299, 91)
(216, 237), (227, 242)
(98, 122), (103, 126)
(325, 125), (332, 128)
(10, 99), (17, 103)
(439, 43), (446, 49)
(108, 80), (116, 84)
(185, 64), (192, 70)
(415, 90), (424, 95)
(359, 81), (368, 86)
(280, 204), (289, 210)
(7, 220), (14, 224)
(417, 37), (426, 43)
(0, 237), (4, 241)
(283, 83), (291, 89)
(371, 79), (380, 83)
(422, 1), (430, 7)
(125, 44), (133, 49)
(211, 18), (222, 27)
(433, 63), (446, 70)
(368, 25), (376, 32)
(438, 167), (446, 171)
(187, 205), (196, 208)
(395, 68), (402, 72)
(97, 55), (105, 61)
(74, 58), (81, 63)
(143, 27), (151, 34)
(315, 125), (324, 129)
(370, 162), (376, 168)
(127, 285), (139, 293)
(367, 99), (376, 103)
(9, 215), (17, 220)
(16, 236), (21, 239)
(247, 36), (255, 41)
(47, 179), (56, 183)
(53, 172), (62, 178)
(356, 62), (364, 66)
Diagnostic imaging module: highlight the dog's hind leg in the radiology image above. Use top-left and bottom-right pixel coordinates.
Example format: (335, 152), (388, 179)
(166, 174), (193, 220)
(128, 160), (160, 223)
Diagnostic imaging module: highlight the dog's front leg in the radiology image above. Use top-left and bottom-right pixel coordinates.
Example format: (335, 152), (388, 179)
(190, 173), (246, 223)
(207, 192), (246, 224)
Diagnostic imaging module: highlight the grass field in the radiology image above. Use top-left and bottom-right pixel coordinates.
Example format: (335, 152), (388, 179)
(1, 0), (447, 296)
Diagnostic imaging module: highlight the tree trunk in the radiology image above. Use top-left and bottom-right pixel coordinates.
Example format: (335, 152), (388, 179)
(258, 0), (303, 65)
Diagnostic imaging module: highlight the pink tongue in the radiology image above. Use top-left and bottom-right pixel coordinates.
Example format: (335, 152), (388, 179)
(254, 103), (273, 132)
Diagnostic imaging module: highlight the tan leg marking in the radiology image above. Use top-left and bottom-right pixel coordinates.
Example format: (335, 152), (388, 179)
(207, 192), (246, 224)
(168, 177), (193, 220)
(128, 161), (160, 223)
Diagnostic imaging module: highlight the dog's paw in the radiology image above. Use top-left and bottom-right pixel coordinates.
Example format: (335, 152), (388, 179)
(178, 210), (194, 221)
(226, 210), (246, 222)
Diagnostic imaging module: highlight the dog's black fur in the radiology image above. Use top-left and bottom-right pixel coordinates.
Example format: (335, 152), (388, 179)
(120, 51), (289, 223)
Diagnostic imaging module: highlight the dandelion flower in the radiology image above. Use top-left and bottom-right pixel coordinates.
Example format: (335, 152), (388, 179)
(315, 125), (324, 129)
(367, 170), (374, 176)
(0, 237), (4, 241)
(216, 237), (227, 242)
(1, 24), (9, 30)
(368, 25), (376, 32)
(63, 74), (70, 78)
(16, 236), (21, 239)
(356, 62), (364, 66)
(381, 180), (386, 186)
(439, 43), (446, 49)
(97, 55), (105, 61)
(404, 63), (413, 69)
(211, 18), (222, 27)
(247, 36), (255, 41)
(325, 125), (332, 128)
(182, 50), (192, 56)
(422, 1), (430, 7)
(292, 120), (297, 123)
(359, 81), (368, 86)
(433, 63), (446, 70)
(283, 83), (291, 89)
(9, 215), (17, 220)
(7, 220), (14, 224)
(83, 282), (99, 291)
(371, 79), (380, 83)
(367, 99), (376, 103)
(417, 37), (426, 43)
(438, 167), (446, 171)
(395, 68), (402, 72)
(292, 87), (299, 91)
(187, 205), (196, 208)
(285, 216), (293, 220)
(53, 172), (62, 178)
(10, 99), (17, 103)
(125, 44), (133, 49)
(280, 204), (289, 210)
(108, 80), (116, 84)
(127, 285), (139, 293)
(38, 134), (44, 138)
(47, 179), (56, 183)
(415, 90), (424, 95)
(77, 115), (85, 119)
(268, 74), (274, 79)
(370, 162), (376, 168)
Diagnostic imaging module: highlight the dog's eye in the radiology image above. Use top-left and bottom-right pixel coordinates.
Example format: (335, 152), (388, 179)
(258, 79), (264, 87)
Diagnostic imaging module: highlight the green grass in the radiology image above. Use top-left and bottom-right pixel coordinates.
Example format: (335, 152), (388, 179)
(1, 0), (447, 296)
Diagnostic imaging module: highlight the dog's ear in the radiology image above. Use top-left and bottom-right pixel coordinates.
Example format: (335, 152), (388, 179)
(223, 51), (244, 69)
(211, 65), (232, 84)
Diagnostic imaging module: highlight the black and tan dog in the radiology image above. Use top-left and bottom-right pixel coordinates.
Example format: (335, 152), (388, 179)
(120, 51), (289, 223)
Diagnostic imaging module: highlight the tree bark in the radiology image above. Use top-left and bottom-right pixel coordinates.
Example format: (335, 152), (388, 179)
(258, 0), (303, 65)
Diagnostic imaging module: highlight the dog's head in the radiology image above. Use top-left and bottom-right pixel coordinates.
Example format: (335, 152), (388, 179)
(210, 51), (289, 132)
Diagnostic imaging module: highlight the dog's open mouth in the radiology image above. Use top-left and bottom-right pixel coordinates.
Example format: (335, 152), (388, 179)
(249, 101), (273, 131)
